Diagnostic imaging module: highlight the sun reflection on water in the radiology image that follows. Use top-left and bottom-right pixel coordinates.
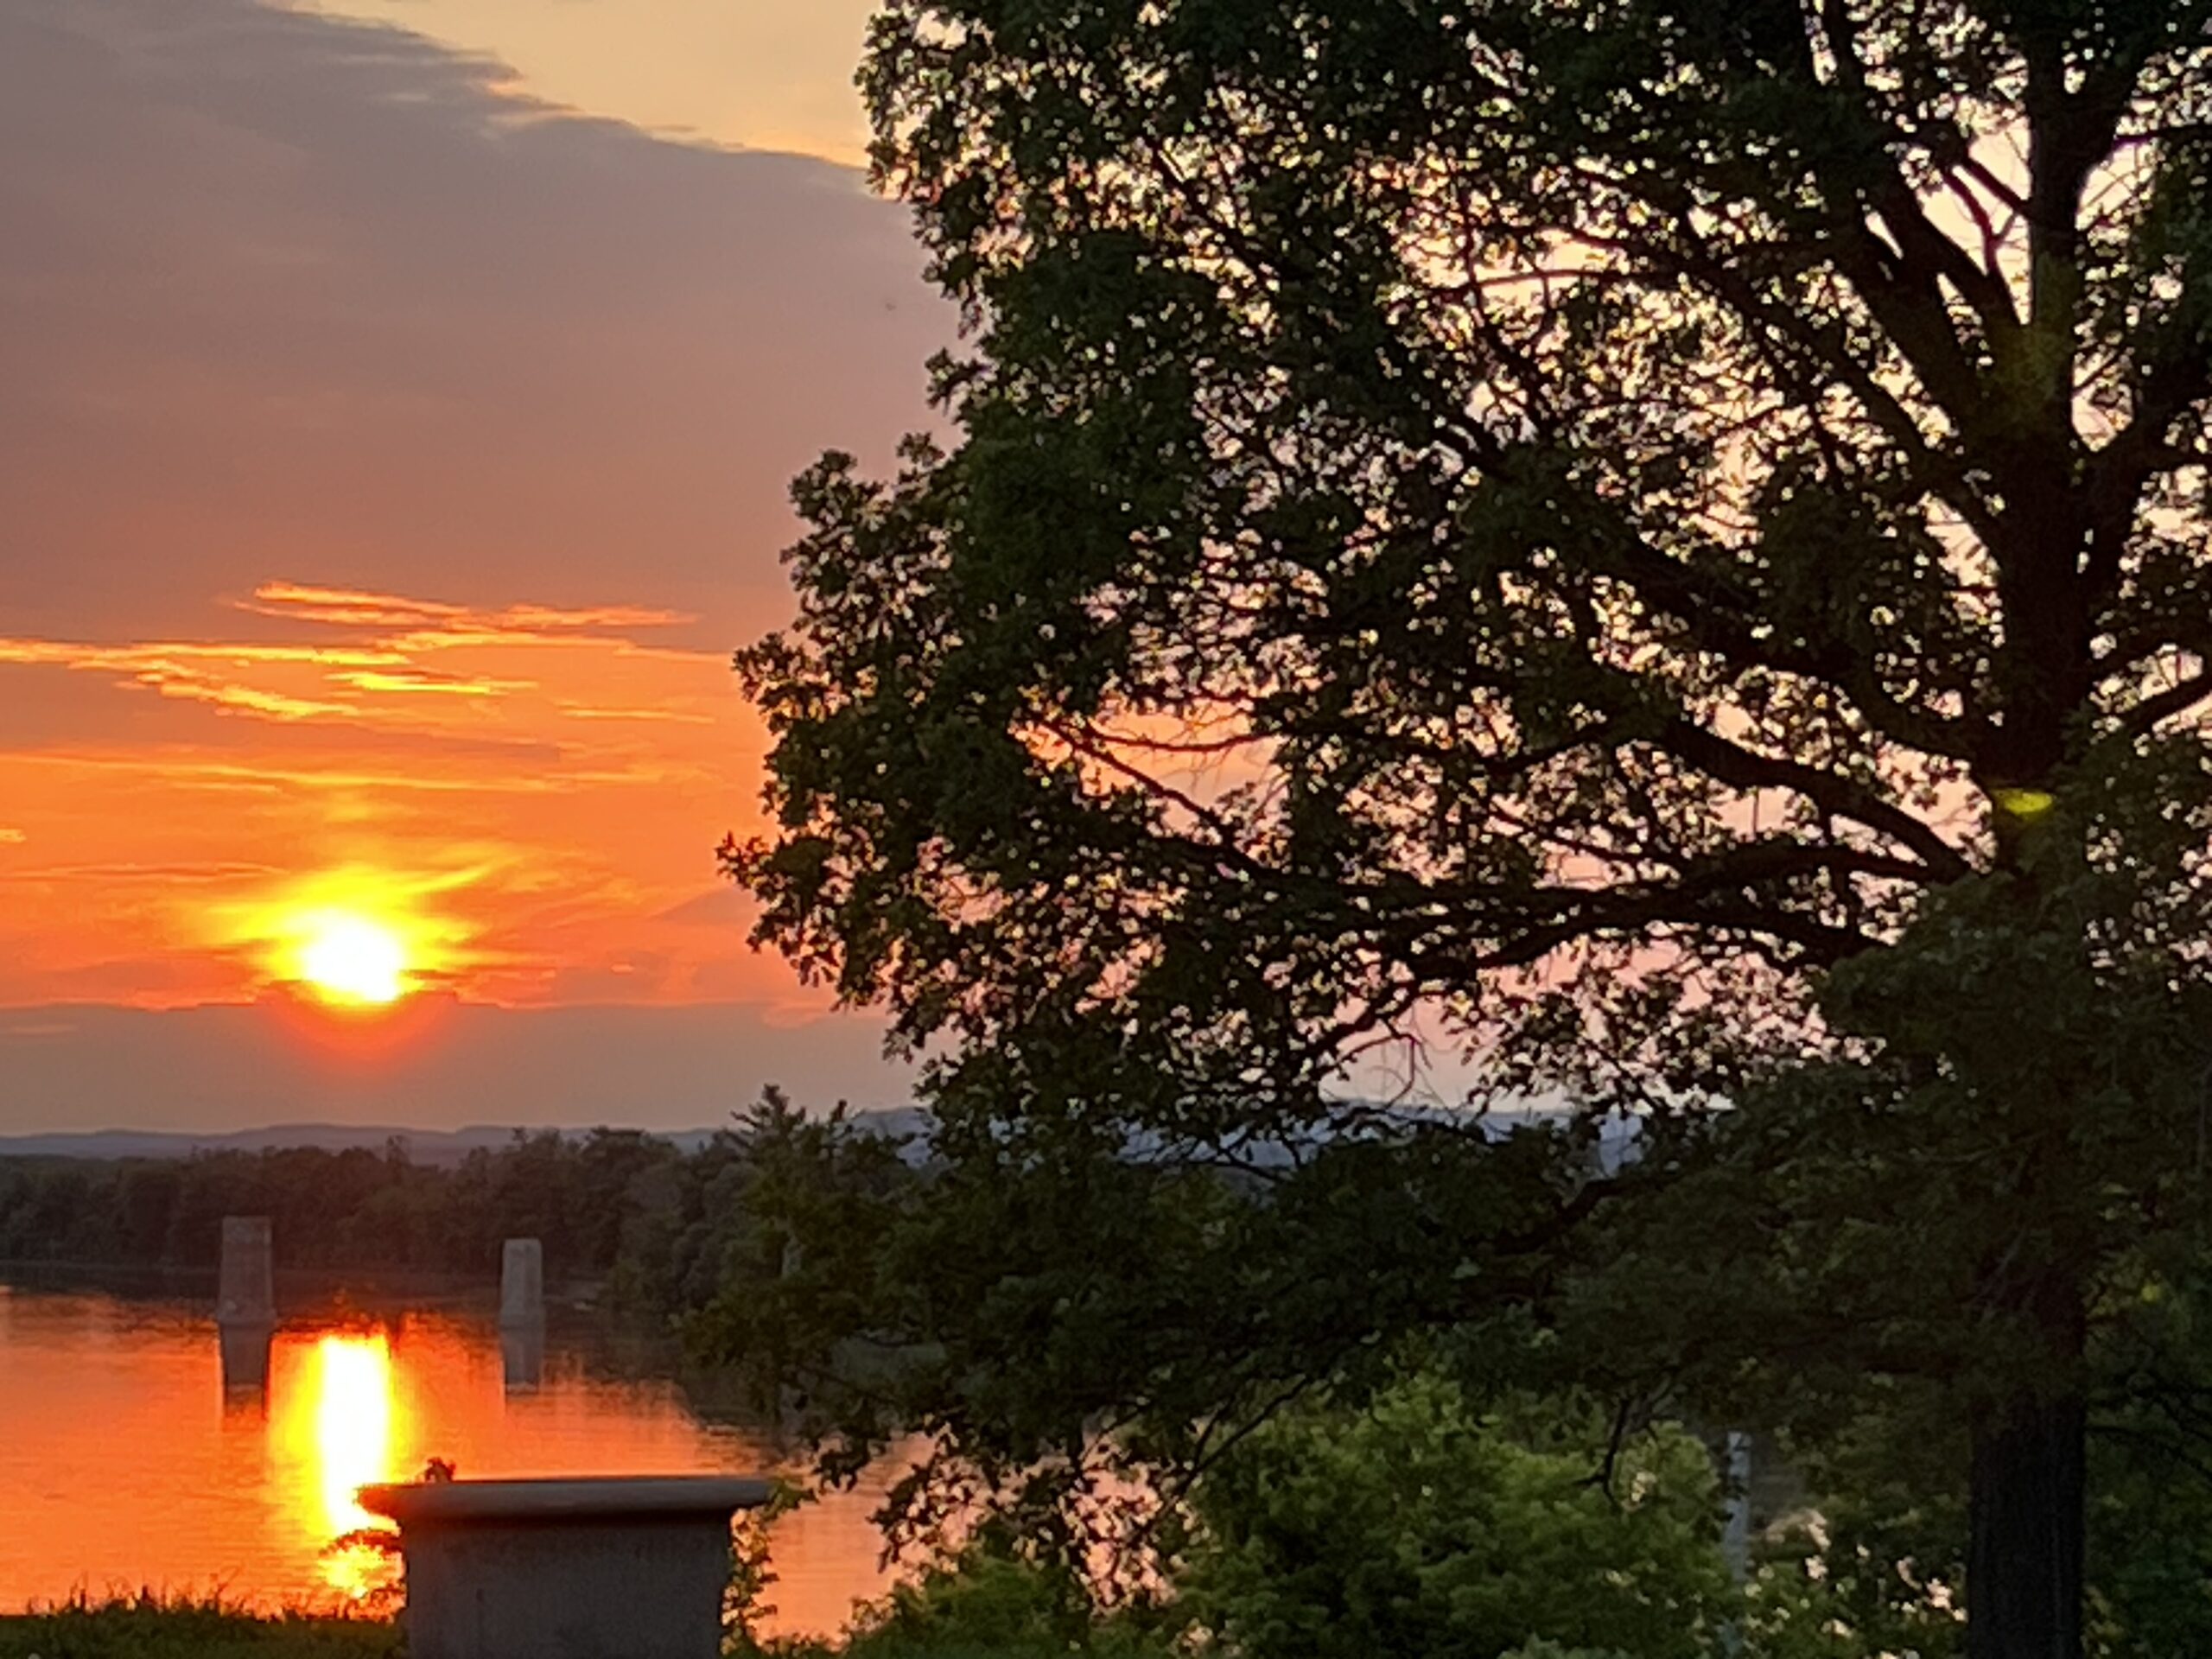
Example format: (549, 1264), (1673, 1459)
(0, 1294), (911, 1637)
(279, 1332), (400, 1599)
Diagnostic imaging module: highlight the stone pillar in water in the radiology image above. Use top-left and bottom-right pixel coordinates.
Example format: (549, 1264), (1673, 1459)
(500, 1322), (546, 1393)
(499, 1238), (544, 1326)
(216, 1216), (275, 1394)
(499, 1238), (545, 1395)
(1719, 1430), (1753, 1581)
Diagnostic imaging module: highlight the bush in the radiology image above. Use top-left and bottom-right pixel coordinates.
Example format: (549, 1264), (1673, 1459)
(735, 1532), (1170, 1659)
(1174, 1373), (1736, 1659)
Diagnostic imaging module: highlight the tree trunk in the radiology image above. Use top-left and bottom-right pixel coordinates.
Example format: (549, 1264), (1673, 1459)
(1966, 1288), (2087, 1659)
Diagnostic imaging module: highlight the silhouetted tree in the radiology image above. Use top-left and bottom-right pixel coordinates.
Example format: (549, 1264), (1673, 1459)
(727, 3), (2212, 1653)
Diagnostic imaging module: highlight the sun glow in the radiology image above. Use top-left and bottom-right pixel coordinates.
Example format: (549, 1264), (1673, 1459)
(297, 912), (409, 1005)
(213, 866), (480, 1010)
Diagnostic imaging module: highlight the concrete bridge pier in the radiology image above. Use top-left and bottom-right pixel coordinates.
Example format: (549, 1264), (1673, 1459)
(499, 1238), (543, 1327)
(499, 1238), (544, 1394)
(500, 1323), (545, 1393)
(218, 1321), (274, 1401)
(216, 1216), (276, 1395)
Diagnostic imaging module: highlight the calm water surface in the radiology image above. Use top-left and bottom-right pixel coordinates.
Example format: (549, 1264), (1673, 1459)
(0, 1278), (906, 1637)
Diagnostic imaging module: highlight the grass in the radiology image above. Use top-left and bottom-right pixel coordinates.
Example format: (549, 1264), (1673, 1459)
(0, 1592), (400, 1659)
(0, 1602), (1116, 1659)
(0, 1605), (1091, 1659)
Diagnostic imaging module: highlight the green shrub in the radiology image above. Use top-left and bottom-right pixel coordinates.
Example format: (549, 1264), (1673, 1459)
(1174, 1373), (1736, 1659)
(836, 1540), (1168, 1659)
(733, 1530), (1170, 1659)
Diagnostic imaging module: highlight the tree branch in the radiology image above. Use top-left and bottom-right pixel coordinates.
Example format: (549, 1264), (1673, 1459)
(2117, 666), (2212, 738)
(1654, 716), (1972, 879)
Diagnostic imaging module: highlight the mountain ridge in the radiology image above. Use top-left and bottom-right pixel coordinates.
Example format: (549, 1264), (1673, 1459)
(0, 1112), (931, 1166)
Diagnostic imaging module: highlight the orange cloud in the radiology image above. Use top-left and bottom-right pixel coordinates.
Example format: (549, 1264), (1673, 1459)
(330, 671), (530, 696)
(240, 582), (694, 636)
(0, 579), (781, 1014)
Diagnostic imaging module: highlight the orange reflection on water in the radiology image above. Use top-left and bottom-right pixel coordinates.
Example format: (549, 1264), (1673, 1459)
(273, 1332), (401, 1600)
(0, 1292), (904, 1637)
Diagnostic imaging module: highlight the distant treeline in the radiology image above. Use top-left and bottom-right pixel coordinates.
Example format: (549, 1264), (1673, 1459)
(0, 1118), (818, 1312)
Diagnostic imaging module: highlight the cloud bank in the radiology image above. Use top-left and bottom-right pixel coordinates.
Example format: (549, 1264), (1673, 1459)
(0, 1000), (910, 1135)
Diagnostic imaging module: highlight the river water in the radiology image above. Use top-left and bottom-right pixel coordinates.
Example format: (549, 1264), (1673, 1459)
(0, 1275), (906, 1638)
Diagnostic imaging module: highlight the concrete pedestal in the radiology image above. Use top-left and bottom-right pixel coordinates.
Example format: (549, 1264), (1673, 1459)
(499, 1239), (545, 1395)
(359, 1476), (772, 1659)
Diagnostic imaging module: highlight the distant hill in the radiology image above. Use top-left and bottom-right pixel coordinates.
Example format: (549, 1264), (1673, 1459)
(0, 1103), (1620, 1171)
(0, 1111), (932, 1167)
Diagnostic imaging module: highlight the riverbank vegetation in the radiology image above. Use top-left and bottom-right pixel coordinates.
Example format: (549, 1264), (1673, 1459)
(0, 1113), (846, 1299)
(0, 1593), (398, 1659)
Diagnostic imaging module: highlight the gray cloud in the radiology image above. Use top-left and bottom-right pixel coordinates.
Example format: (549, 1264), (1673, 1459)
(0, 0), (948, 643)
(0, 999), (911, 1133)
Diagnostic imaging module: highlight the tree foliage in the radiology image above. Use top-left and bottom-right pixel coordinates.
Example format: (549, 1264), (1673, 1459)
(1173, 1375), (1733, 1659)
(0, 1123), (804, 1313)
(737, 0), (2212, 1124)
(726, 1), (2212, 1651)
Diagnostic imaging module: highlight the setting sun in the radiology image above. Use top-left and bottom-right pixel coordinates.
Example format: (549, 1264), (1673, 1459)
(207, 865), (479, 1010)
(298, 914), (409, 1006)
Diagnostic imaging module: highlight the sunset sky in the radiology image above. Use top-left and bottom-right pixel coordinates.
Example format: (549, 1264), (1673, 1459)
(1, 0), (944, 1130)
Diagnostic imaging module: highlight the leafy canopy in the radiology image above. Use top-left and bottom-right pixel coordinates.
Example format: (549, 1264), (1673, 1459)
(735, 0), (2212, 1130)
(1173, 1374), (1735, 1659)
(724, 0), (2212, 1644)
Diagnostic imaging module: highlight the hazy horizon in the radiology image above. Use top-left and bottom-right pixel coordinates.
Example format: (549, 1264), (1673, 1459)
(0, 997), (913, 1136)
